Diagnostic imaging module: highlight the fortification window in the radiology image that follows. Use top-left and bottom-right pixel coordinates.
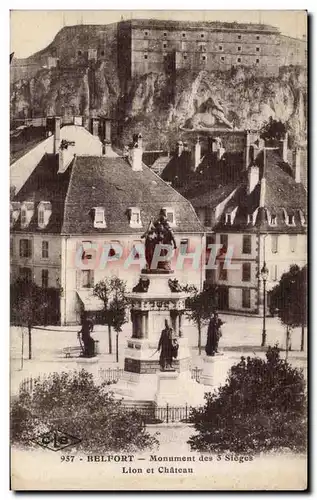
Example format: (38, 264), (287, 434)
(182, 33), (186, 37)
(164, 32), (167, 36)
(144, 54), (148, 59)
(237, 57), (241, 63)
(256, 58), (260, 63)
(238, 46), (241, 51)
(256, 47), (260, 52)
(221, 56), (225, 61)
(256, 35), (260, 40)
(163, 42), (167, 48)
(201, 33), (205, 38)
(144, 31), (148, 36)
(183, 54), (187, 60)
(238, 35), (241, 39)
(202, 55), (206, 61)
(100, 50), (105, 56)
(163, 54), (167, 60)
(219, 45), (223, 51)
(78, 50), (82, 56)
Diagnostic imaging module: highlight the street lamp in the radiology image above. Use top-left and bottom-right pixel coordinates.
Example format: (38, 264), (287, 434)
(260, 261), (269, 347)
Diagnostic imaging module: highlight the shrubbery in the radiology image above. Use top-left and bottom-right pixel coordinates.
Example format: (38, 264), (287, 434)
(188, 346), (306, 453)
(11, 370), (158, 452)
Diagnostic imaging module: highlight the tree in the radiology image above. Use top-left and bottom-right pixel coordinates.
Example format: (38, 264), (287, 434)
(93, 277), (128, 358)
(260, 116), (287, 145)
(11, 369), (158, 452)
(10, 279), (53, 364)
(188, 346), (306, 453)
(184, 284), (217, 355)
(270, 265), (307, 352)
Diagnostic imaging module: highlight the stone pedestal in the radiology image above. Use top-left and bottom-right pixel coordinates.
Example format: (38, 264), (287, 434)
(115, 271), (205, 406)
(201, 353), (229, 390)
(76, 356), (100, 382)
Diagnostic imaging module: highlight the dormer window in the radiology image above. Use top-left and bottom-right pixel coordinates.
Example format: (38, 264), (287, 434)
(20, 202), (34, 229)
(10, 202), (20, 227)
(38, 201), (52, 229)
(299, 210), (307, 226)
(161, 207), (176, 226)
(269, 212), (277, 226)
(225, 213), (232, 225)
(129, 207), (142, 228)
(283, 209), (295, 226)
(247, 209), (258, 226)
(93, 207), (106, 228)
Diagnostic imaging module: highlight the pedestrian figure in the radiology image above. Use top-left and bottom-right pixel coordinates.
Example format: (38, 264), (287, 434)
(78, 313), (95, 357)
(205, 312), (224, 356)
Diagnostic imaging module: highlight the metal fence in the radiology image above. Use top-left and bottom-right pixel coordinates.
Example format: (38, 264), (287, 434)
(124, 403), (196, 424)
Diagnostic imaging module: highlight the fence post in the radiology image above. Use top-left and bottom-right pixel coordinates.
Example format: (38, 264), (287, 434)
(166, 403), (169, 424)
(185, 403), (188, 422)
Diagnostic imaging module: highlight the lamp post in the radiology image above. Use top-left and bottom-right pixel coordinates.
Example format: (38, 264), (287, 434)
(260, 261), (269, 347)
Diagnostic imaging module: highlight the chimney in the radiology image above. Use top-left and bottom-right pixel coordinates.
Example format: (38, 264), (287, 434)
(101, 118), (114, 157)
(92, 118), (99, 137)
(129, 133), (143, 171)
(248, 165), (259, 194)
(176, 140), (184, 157)
(293, 147), (301, 183)
(193, 138), (201, 169)
(54, 116), (61, 154)
(244, 129), (251, 169)
(279, 132), (288, 163)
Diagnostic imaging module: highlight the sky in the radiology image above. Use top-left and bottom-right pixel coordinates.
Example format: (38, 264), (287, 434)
(10, 10), (307, 58)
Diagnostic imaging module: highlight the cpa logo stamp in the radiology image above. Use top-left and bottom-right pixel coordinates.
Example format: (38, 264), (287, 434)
(31, 429), (81, 451)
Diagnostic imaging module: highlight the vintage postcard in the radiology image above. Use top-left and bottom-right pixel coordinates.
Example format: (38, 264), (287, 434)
(10, 10), (308, 490)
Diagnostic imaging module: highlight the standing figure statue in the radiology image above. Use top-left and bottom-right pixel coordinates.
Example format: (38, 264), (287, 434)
(205, 312), (224, 356)
(158, 320), (179, 370)
(78, 313), (95, 357)
(141, 210), (177, 271)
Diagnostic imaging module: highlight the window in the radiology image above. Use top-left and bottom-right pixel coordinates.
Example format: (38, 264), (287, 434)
(38, 209), (44, 225)
(19, 267), (32, 282)
(256, 35), (260, 40)
(219, 261), (227, 281)
(78, 50), (82, 56)
(202, 55), (206, 61)
(288, 214), (295, 226)
(161, 207), (175, 226)
(219, 45), (223, 51)
(144, 31), (148, 36)
(299, 210), (307, 226)
(81, 270), (94, 289)
(256, 47), (260, 52)
(163, 42), (167, 48)
(180, 239), (189, 255)
(270, 214), (277, 226)
(242, 262), (251, 282)
(164, 32), (167, 36)
(21, 209), (27, 226)
(272, 264), (278, 281)
(238, 35), (241, 39)
(129, 207), (142, 227)
(182, 33), (186, 37)
(237, 57), (241, 63)
(144, 54), (148, 60)
(100, 50), (105, 56)
(238, 46), (241, 51)
(42, 241), (49, 259)
(242, 235), (252, 254)
(19, 239), (32, 258)
(42, 269), (49, 288)
(201, 33), (205, 38)
(183, 54), (187, 60)
(221, 56), (225, 61)
(220, 234), (228, 250)
(94, 207), (106, 228)
(242, 288), (251, 308)
(289, 234), (297, 253)
(271, 235), (279, 254)
(225, 213), (232, 225)
(38, 201), (52, 229)
(256, 58), (260, 63)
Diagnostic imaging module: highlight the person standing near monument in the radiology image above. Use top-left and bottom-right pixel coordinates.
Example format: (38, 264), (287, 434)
(205, 312), (224, 356)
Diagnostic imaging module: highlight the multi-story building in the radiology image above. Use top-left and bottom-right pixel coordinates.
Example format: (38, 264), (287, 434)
(11, 19), (306, 85)
(10, 120), (205, 324)
(163, 131), (307, 314)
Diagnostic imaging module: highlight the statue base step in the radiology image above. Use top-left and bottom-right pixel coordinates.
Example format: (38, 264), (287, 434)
(114, 369), (205, 406)
(200, 352), (230, 389)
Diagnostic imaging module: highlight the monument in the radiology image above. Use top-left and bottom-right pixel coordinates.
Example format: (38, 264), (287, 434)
(201, 312), (228, 388)
(115, 210), (205, 406)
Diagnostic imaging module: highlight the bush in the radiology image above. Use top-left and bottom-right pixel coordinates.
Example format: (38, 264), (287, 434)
(188, 346), (306, 453)
(11, 370), (158, 453)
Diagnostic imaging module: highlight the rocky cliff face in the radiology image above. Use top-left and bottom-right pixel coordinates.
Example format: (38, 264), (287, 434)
(11, 58), (306, 149)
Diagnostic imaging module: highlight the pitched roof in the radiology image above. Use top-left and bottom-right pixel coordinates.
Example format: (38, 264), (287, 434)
(13, 154), (73, 233)
(62, 156), (203, 234)
(10, 126), (47, 164)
